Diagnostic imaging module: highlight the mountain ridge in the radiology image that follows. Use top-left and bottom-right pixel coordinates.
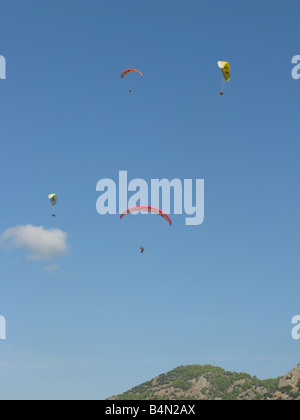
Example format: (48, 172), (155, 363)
(108, 363), (300, 400)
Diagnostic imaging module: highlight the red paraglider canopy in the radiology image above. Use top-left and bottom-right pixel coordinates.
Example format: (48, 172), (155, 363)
(120, 206), (172, 226)
(121, 69), (143, 78)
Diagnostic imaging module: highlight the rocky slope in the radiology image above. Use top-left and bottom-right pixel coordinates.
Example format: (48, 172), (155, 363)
(108, 364), (300, 400)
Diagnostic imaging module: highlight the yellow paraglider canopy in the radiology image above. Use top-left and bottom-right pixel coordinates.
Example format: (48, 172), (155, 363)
(48, 194), (57, 217)
(217, 61), (231, 82)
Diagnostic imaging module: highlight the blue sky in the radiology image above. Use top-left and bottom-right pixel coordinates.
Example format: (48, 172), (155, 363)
(0, 0), (299, 400)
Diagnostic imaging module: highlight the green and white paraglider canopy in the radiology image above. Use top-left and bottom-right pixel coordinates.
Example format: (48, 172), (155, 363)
(48, 194), (57, 217)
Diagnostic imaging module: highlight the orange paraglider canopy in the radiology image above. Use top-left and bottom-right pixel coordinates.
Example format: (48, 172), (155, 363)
(121, 69), (143, 78)
(120, 205), (172, 226)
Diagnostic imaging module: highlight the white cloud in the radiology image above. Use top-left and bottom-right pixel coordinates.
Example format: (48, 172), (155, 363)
(0, 225), (70, 260)
(42, 264), (60, 273)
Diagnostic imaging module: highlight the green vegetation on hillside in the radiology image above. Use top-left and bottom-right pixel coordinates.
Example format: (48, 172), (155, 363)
(108, 364), (300, 401)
